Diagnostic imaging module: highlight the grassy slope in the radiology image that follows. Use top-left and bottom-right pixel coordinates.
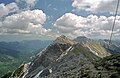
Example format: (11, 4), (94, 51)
(0, 54), (22, 77)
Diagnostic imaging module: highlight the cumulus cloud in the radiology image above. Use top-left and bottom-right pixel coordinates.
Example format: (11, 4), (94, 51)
(72, 0), (120, 13)
(0, 2), (19, 17)
(54, 13), (120, 38)
(0, 10), (51, 35)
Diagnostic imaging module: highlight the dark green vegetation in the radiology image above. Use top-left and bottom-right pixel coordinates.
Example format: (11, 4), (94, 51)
(0, 40), (52, 77)
(1, 71), (12, 78)
(95, 54), (120, 78)
(48, 53), (120, 78)
(96, 54), (120, 71)
(11, 64), (25, 77)
(0, 52), (22, 77)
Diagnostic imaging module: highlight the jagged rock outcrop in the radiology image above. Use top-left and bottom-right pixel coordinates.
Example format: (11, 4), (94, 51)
(21, 35), (76, 78)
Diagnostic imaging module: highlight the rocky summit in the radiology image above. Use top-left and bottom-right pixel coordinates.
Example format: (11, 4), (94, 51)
(3, 35), (120, 78)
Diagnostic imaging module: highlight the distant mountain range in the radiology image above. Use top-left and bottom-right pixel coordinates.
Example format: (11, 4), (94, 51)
(0, 40), (52, 77)
(74, 36), (120, 54)
(3, 35), (120, 78)
(98, 39), (120, 53)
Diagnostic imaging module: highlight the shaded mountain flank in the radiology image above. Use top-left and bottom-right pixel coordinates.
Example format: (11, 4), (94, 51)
(74, 36), (120, 54)
(0, 40), (52, 77)
(2, 35), (120, 78)
(98, 39), (120, 53)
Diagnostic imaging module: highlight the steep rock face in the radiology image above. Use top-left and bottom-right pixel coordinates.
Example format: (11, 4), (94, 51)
(44, 44), (100, 78)
(8, 35), (111, 78)
(32, 42), (110, 78)
(22, 35), (76, 78)
(9, 63), (29, 78)
(82, 42), (111, 58)
(74, 36), (110, 58)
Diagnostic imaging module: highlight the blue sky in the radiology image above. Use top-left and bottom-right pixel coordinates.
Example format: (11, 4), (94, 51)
(0, 0), (15, 4)
(0, 0), (120, 41)
(35, 0), (73, 28)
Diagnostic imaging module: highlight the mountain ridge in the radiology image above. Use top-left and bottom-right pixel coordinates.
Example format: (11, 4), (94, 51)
(3, 35), (117, 78)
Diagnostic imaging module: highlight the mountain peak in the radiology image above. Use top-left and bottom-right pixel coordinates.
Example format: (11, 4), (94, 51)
(54, 35), (75, 45)
(76, 36), (87, 38)
(74, 36), (93, 43)
(58, 35), (66, 38)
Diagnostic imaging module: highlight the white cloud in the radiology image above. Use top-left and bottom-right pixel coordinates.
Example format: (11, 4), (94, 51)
(0, 2), (19, 17)
(54, 13), (120, 38)
(72, 0), (120, 13)
(0, 10), (51, 35)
